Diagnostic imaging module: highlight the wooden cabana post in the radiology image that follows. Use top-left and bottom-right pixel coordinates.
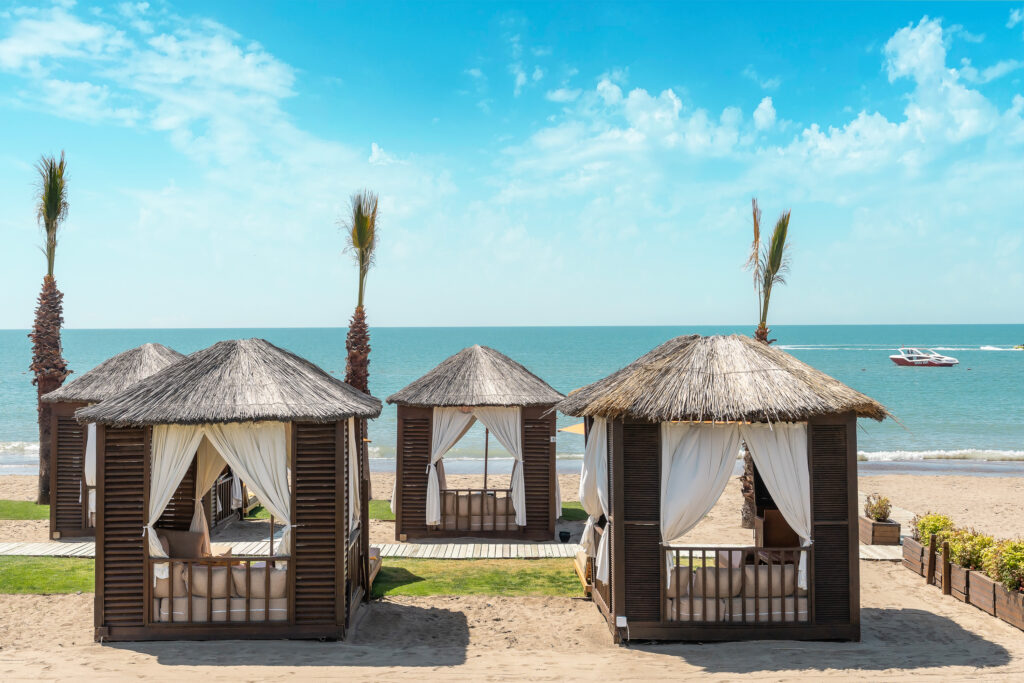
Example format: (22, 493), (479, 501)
(80, 338), (381, 642)
(388, 345), (564, 542)
(557, 334), (890, 643)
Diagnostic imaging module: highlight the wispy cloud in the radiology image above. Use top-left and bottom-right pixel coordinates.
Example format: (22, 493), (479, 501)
(742, 65), (780, 90)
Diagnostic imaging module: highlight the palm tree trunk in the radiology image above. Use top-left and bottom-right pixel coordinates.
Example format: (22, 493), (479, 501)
(29, 276), (69, 505)
(740, 445), (755, 529)
(344, 305), (370, 393)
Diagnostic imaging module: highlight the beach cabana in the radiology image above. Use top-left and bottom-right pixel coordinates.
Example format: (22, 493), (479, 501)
(42, 343), (184, 539)
(78, 338), (381, 642)
(557, 334), (888, 642)
(387, 345), (564, 541)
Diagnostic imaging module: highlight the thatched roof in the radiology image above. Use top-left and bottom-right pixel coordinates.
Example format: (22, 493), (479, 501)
(42, 343), (185, 404)
(77, 338), (382, 426)
(387, 345), (564, 407)
(556, 334), (889, 423)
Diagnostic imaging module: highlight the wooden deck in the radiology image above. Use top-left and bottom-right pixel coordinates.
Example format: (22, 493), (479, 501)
(0, 540), (583, 560)
(0, 539), (903, 560)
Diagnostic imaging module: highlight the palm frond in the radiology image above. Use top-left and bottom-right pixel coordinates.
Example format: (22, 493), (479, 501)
(35, 151), (68, 277)
(744, 197), (762, 286)
(340, 189), (380, 308)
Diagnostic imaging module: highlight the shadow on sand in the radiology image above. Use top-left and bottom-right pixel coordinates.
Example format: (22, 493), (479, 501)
(630, 608), (1012, 673)
(110, 600), (470, 668)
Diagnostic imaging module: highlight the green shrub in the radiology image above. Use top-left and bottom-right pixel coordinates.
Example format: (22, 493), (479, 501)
(863, 494), (892, 522)
(982, 540), (1024, 592)
(943, 528), (994, 571)
(912, 512), (954, 544)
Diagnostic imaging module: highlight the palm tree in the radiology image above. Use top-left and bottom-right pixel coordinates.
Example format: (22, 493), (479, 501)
(29, 151), (71, 505)
(341, 190), (379, 394)
(739, 198), (792, 527)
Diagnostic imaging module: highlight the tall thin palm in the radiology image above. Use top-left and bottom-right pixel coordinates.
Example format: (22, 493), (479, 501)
(740, 198), (792, 527)
(342, 190), (379, 394)
(29, 151), (70, 505)
(746, 198), (791, 344)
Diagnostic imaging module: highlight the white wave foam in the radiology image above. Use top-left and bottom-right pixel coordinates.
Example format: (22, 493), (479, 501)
(858, 449), (1024, 462)
(0, 441), (39, 456)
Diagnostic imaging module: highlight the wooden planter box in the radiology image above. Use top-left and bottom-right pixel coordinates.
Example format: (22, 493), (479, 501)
(950, 563), (970, 602)
(859, 516), (901, 545)
(995, 585), (1024, 631)
(968, 572), (998, 616)
(902, 537), (925, 576)
(926, 550), (945, 590)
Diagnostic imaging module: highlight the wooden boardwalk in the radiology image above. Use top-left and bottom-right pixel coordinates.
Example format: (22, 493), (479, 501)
(0, 539), (901, 561)
(0, 540), (582, 560)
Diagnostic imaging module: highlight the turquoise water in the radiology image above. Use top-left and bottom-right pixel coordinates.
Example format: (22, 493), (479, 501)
(1, 325), (1022, 475)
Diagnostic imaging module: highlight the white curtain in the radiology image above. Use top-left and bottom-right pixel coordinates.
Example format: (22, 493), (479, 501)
(189, 436), (228, 550)
(205, 422), (292, 554)
(148, 425), (205, 577)
(230, 474), (242, 509)
(579, 418), (607, 558)
(348, 417), (361, 531)
(660, 422), (741, 543)
(425, 408), (477, 525)
(741, 422), (812, 588)
(84, 423), (97, 524)
(473, 407), (525, 526)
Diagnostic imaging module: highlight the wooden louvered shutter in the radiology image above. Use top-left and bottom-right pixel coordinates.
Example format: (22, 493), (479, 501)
(155, 460), (196, 530)
(292, 421), (342, 628)
(98, 426), (148, 630)
(397, 406), (431, 538)
(522, 406), (555, 536)
(621, 422), (661, 622)
(53, 411), (85, 534)
(810, 415), (857, 627)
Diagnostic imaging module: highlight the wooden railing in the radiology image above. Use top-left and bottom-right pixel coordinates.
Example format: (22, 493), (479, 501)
(149, 555), (290, 625)
(210, 473), (235, 526)
(662, 544), (811, 625)
(438, 488), (517, 532)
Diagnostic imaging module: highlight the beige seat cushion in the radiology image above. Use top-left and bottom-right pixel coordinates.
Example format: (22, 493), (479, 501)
(664, 567), (693, 599)
(724, 596), (809, 622)
(691, 567), (743, 598)
(158, 529), (209, 558)
(228, 597), (287, 622)
(210, 543), (233, 558)
(188, 565), (232, 598)
(741, 564), (806, 598)
(664, 598), (723, 622)
(231, 566), (287, 599)
(159, 596), (229, 623)
(152, 562), (188, 599)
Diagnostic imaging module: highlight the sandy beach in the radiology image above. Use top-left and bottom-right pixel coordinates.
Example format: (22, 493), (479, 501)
(2, 560), (1023, 680)
(2, 470), (1024, 678)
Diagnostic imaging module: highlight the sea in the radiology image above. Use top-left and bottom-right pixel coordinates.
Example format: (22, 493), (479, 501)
(1, 325), (1022, 477)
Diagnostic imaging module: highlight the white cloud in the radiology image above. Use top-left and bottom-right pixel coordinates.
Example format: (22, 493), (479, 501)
(1009, 7), (1024, 36)
(0, 6), (127, 72)
(368, 142), (396, 165)
(958, 57), (1024, 83)
(742, 65), (780, 90)
(753, 96), (776, 130)
(465, 67), (484, 80)
(510, 63), (526, 96)
(596, 76), (622, 105)
(36, 78), (140, 124)
(532, 66), (543, 82)
(545, 87), (581, 103)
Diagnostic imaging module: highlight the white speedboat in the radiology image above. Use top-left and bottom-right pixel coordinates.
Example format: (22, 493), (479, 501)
(889, 347), (959, 367)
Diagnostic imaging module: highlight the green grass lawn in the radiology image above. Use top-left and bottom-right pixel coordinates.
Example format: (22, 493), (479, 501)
(559, 501), (588, 522)
(245, 505), (271, 520)
(372, 558), (583, 598)
(0, 500), (49, 520)
(0, 556), (93, 594)
(369, 499), (394, 521)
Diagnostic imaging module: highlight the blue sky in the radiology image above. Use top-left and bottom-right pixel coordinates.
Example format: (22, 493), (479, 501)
(0, 1), (1021, 328)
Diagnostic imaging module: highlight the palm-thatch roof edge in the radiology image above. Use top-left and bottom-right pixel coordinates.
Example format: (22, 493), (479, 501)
(41, 343), (186, 404)
(387, 344), (564, 407)
(555, 334), (889, 424)
(76, 338), (382, 427)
